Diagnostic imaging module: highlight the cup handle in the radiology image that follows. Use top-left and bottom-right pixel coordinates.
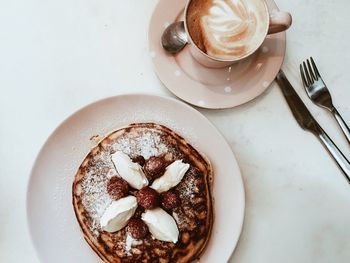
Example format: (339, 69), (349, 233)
(268, 11), (292, 34)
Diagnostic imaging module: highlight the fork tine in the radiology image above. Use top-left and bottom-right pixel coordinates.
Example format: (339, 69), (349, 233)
(307, 59), (317, 81)
(303, 61), (312, 85)
(300, 64), (308, 87)
(310, 57), (321, 78)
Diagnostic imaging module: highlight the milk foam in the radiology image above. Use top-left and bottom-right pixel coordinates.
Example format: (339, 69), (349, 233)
(200, 0), (267, 60)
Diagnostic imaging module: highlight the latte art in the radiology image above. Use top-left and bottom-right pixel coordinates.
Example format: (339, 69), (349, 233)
(187, 0), (268, 60)
(201, 0), (257, 57)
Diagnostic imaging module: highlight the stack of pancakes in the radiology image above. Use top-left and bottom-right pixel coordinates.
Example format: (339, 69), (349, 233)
(72, 123), (213, 262)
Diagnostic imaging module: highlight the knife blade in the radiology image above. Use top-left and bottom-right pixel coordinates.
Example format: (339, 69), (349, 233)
(276, 70), (320, 134)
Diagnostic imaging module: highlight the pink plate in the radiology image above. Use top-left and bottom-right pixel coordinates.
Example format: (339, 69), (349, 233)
(149, 0), (286, 109)
(27, 94), (245, 262)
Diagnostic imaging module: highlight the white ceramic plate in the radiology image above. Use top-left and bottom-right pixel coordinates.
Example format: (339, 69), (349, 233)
(27, 94), (245, 262)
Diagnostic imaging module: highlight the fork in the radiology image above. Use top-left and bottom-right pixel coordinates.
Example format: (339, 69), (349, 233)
(300, 57), (350, 144)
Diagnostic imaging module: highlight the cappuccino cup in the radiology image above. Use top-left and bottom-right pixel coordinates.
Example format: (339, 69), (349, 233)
(183, 0), (292, 68)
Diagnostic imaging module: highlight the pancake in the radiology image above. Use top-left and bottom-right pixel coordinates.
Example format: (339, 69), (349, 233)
(72, 123), (213, 262)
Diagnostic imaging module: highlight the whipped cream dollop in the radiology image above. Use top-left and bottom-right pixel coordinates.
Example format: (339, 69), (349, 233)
(100, 196), (137, 232)
(200, 0), (266, 59)
(111, 151), (148, 190)
(141, 208), (179, 243)
(151, 160), (190, 193)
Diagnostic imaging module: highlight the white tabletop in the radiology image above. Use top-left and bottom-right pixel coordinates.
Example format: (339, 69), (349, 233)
(1, 0), (350, 262)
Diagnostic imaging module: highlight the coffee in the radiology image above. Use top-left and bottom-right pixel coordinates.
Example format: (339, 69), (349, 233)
(186, 0), (269, 60)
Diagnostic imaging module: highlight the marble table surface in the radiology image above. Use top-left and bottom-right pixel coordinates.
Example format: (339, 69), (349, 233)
(1, 0), (349, 262)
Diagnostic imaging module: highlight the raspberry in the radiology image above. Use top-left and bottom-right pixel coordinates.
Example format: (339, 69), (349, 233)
(136, 187), (159, 209)
(160, 191), (179, 210)
(107, 176), (129, 200)
(144, 156), (167, 180)
(132, 155), (146, 166)
(127, 218), (148, 239)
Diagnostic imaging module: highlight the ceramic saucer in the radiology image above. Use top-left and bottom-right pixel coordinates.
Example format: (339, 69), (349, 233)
(148, 0), (286, 109)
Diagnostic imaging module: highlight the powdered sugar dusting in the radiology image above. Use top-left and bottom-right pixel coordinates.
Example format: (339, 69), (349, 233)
(112, 131), (169, 159)
(172, 168), (204, 231)
(78, 125), (206, 240)
(178, 173), (197, 201)
(80, 152), (114, 234)
(81, 172), (112, 234)
(172, 209), (192, 231)
(110, 108), (199, 149)
(176, 167), (201, 207)
(79, 129), (171, 235)
(125, 234), (143, 256)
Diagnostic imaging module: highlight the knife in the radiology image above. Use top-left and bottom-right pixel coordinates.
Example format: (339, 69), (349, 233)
(276, 70), (350, 183)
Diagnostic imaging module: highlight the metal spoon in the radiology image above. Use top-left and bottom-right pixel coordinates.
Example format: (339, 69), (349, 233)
(161, 21), (188, 54)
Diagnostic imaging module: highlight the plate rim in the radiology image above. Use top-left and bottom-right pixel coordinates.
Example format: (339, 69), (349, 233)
(26, 93), (245, 262)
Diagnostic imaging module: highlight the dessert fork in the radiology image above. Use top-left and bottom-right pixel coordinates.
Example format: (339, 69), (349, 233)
(300, 57), (350, 144)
